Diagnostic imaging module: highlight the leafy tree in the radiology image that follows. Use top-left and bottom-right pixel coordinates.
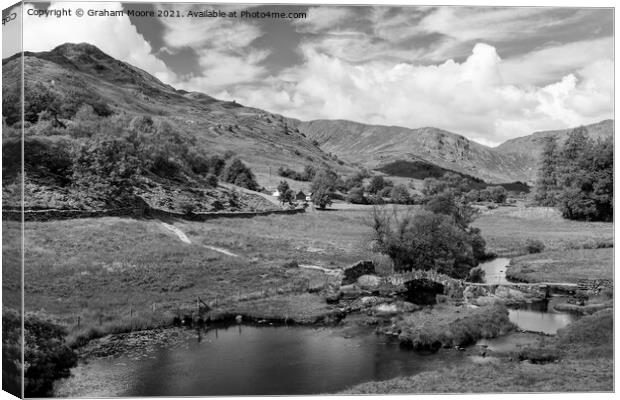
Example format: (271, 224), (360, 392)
(221, 158), (259, 191)
(369, 208), (479, 278)
(346, 186), (367, 204)
(277, 180), (294, 205)
(71, 136), (143, 206)
(535, 136), (561, 206)
(3, 310), (78, 397)
(534, 127), (613, 221)
(421, 177), (448, 196)
(390, 184), (411, 204)
(488, 186), (507, 203)
(367, 176), (387, 194)
(424, 191), (477, 229)
(311, 168), (338, 209)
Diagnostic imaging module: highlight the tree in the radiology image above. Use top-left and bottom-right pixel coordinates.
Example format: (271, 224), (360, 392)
(71, 136), (143, 206)
(535, 136), (561, 206)
(488, 186), (507, 203)
(421, 177), (448, 196)
(367, 176), (387, 194)
(221, 158), (259, 191)
(369, 208), (480, 278)
(346, 186), (367, 204)
(2, 310), (78, 397)
(535, 127), (613, 221)
(390, 184), (411, 204)
(277, 180), (294, 205)
(310, 168), (338, 209)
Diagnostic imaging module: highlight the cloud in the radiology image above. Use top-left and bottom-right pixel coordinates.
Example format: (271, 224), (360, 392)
(22, 2), (176, 84)
(219, 42), (612, 146)
(501, 37), (613, 85)
(293, 6), (356, 33)
(158, 4), (267, 91)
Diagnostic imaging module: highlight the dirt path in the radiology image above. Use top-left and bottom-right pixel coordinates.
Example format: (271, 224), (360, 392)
(299, 264), (342, 276)
(159, 221), (191, 244)
(159, 221), (239, 257)
(202, 245), (238, 257)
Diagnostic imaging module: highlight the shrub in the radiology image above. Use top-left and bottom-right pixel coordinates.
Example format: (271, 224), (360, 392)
(367, 176), (388, 194)
(390, 184), (411, 204)
(467, 267), (485, 283)
(221, 158), (259, 191)
(346, 186), (367, 204)
(369, 207), (477, 277)
(205, 173), (219, 187)
(310, 168), (338, 209)
(179, 201), (196, 215)
(2, 310), (78, 397)
(525, 239), (545, 254)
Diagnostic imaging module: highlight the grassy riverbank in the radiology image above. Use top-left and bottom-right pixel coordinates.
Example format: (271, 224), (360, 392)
(382, 304), (514, 350)
(345, 309), (613, 393)
(472, 206), (613, 256)
(506, 248), (613, 283)
(8, 204), (613, 348)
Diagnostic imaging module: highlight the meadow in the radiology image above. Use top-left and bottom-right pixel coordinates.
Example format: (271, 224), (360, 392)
(6, 202), (613, 346)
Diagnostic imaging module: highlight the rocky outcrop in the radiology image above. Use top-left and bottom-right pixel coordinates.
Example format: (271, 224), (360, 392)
(341, 261), (375, 285)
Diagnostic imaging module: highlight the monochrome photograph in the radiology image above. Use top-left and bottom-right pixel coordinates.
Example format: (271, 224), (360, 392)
(1, 1), (614, 397)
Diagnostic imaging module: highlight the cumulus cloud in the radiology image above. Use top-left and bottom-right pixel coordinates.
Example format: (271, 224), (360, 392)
(501, 37), (613, 85)
(158, 4), (267, 90)
(21, 2), (176, 84)
(219, 42), (612, 146)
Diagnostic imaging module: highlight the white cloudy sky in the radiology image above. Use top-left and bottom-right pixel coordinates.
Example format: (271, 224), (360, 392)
(5, 2), (614, 146)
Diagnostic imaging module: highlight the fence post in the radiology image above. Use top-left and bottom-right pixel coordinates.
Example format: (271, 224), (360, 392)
(77, 316), (80, 328)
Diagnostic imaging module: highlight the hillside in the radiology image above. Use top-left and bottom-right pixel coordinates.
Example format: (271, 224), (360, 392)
(1, 43), (353, 211)
(296, 120), (532, 183)
(495, 120), (614, 181)
(297, 119), (613, 184)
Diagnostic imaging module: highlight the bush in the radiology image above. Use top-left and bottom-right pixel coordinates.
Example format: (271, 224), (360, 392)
(525, 239), (545, 254)
(346, 186), (367, 204)
(205, 173), (219, 187)
(221, 158), (259, 191)
(179, 201), (196, 215)
(467, 267), (485, 283)
(2, 310), (78, 397)
(390, 184), (411, 204)
(311, 168), (338, 209)
(369, 207), (478, 277)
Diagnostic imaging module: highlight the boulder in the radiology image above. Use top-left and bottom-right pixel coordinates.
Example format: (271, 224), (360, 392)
(357, 274), (382, 289)
(373, 303), (400, 316)
(340, 284), (363, 299)
(342, 260), (375, 285)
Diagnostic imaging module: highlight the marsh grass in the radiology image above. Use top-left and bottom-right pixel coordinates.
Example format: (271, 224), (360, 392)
(393, 304), (514, 349)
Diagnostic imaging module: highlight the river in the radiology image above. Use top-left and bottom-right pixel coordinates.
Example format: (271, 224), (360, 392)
(54, 258), (579, 397)
(54, 325), (471, 397)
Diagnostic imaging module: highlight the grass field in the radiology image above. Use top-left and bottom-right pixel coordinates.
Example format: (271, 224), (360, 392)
(472, 206), (613, 256)
(8, 203), (613, 346)
(507, 248), (613, 283)
(345, 309), (613, 393)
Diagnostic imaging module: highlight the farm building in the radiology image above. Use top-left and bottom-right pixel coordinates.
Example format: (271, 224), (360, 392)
(295, 190), (306, 201)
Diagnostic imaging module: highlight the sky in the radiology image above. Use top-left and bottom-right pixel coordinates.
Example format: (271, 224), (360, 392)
(3, 1), (614, 146)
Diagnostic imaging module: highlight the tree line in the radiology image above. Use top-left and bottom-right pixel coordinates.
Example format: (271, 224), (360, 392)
(535, 126), (612, 221)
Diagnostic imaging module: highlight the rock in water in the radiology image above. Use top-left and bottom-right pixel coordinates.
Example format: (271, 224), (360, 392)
(357, 274), (382, 289)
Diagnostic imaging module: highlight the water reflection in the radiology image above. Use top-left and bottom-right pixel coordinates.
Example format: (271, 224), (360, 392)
(479, 258), (511, 284)
(508, 299), (577, 334)
(55, 325), (470, 397)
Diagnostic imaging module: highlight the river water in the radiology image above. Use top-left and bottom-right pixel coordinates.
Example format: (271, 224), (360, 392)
(55, 259), (579, 397)
(54, 325), (470, 397)
(477, 258), (578, 334)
